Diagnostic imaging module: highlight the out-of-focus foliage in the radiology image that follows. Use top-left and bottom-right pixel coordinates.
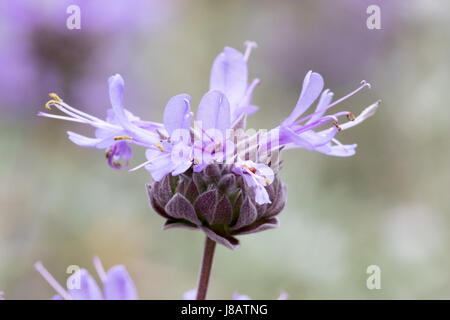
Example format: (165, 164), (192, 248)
(1, 0), (450, 299)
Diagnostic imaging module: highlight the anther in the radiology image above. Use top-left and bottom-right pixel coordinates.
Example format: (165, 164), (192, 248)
(113, 135), (132, 141)
(45, 93), (62, 110)
(242, 164), (257, 174)
(333, 121), (342, 131)
(347, 112), (356, 121)
(360, 80), (371, 89)
(156, 142), (164, 152)
(113, 161), (122, 169)
(49, 93), (62, 102)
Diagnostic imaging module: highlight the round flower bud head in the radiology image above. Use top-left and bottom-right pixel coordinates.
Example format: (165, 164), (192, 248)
(146, 164), (287, 249)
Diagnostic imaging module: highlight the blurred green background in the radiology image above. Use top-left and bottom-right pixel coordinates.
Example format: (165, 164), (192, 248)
(1, 0), (450, 299)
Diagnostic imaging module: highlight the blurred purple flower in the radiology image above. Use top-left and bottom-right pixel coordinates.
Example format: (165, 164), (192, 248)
(35, 257), (138, 300)
(0, 291), (4, 300)
(267, 0), (399, 86)
(0, 0), (173, 113)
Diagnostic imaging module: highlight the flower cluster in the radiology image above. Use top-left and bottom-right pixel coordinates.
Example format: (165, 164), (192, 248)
(39, 41), (379, 248)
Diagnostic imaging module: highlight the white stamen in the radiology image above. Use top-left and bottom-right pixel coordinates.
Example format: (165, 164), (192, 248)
(93, 256), (107, 283)
(58, 101), (105, 123)
(38, 112), (87, 123)
(360, 80), (371, 89)
(128, 159), (152, 172)
(340, 100), (380, 131)
(50, 102), (90, 123)
(43, 100), (120, 131)
(34, 261), (72, 300)
(243, 41), (258, 62)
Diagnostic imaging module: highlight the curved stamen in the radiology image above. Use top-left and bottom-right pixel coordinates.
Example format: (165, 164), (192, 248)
(128, 159), (152, 172)
(293, 115), (337, 135)
(45, 93), (62, 110)
(238, 78), (261, 108)
(38, 112), (87, 124)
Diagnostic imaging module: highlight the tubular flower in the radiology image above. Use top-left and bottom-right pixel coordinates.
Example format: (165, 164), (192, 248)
(34, 257), (138, 300)
(277, 70), (380, 157)
(40, 41), (379, 249)
(39, 74), (161, 169)
(210, 41), (260, 123)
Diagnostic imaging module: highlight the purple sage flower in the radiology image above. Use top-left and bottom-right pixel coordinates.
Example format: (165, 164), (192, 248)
(34, 257), (138, 300)
(39, 41), (379, 250)
(210, 41), (260, 122)
(39, 74), (160, 169)
(277, 71), (380, 157)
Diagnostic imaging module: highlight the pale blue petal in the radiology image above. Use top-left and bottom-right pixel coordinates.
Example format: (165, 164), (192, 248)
(163, 94), (192, 135)
(197, 90), (231, 135)
(67, 131), (103, 148)
(282, 71), (324, 126)
(210, 47), (248, 112)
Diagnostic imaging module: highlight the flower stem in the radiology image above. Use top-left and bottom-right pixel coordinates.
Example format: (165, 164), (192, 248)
(196, 236), (216, 300)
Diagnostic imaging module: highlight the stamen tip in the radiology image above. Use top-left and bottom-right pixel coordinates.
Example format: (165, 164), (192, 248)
(360, 80), (371, 89)
(347, 112), (356, 121)
(48, 93), (61, 101)
(333, 121), (342, 132)
(244, 40), (258, 48)
(34, 261), (43, 270)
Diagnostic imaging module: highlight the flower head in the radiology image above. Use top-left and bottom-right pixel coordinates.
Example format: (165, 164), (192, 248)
(34, 257), (138, 300)
(40, 41), (379, 249)
(147, 164), (286, 249)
